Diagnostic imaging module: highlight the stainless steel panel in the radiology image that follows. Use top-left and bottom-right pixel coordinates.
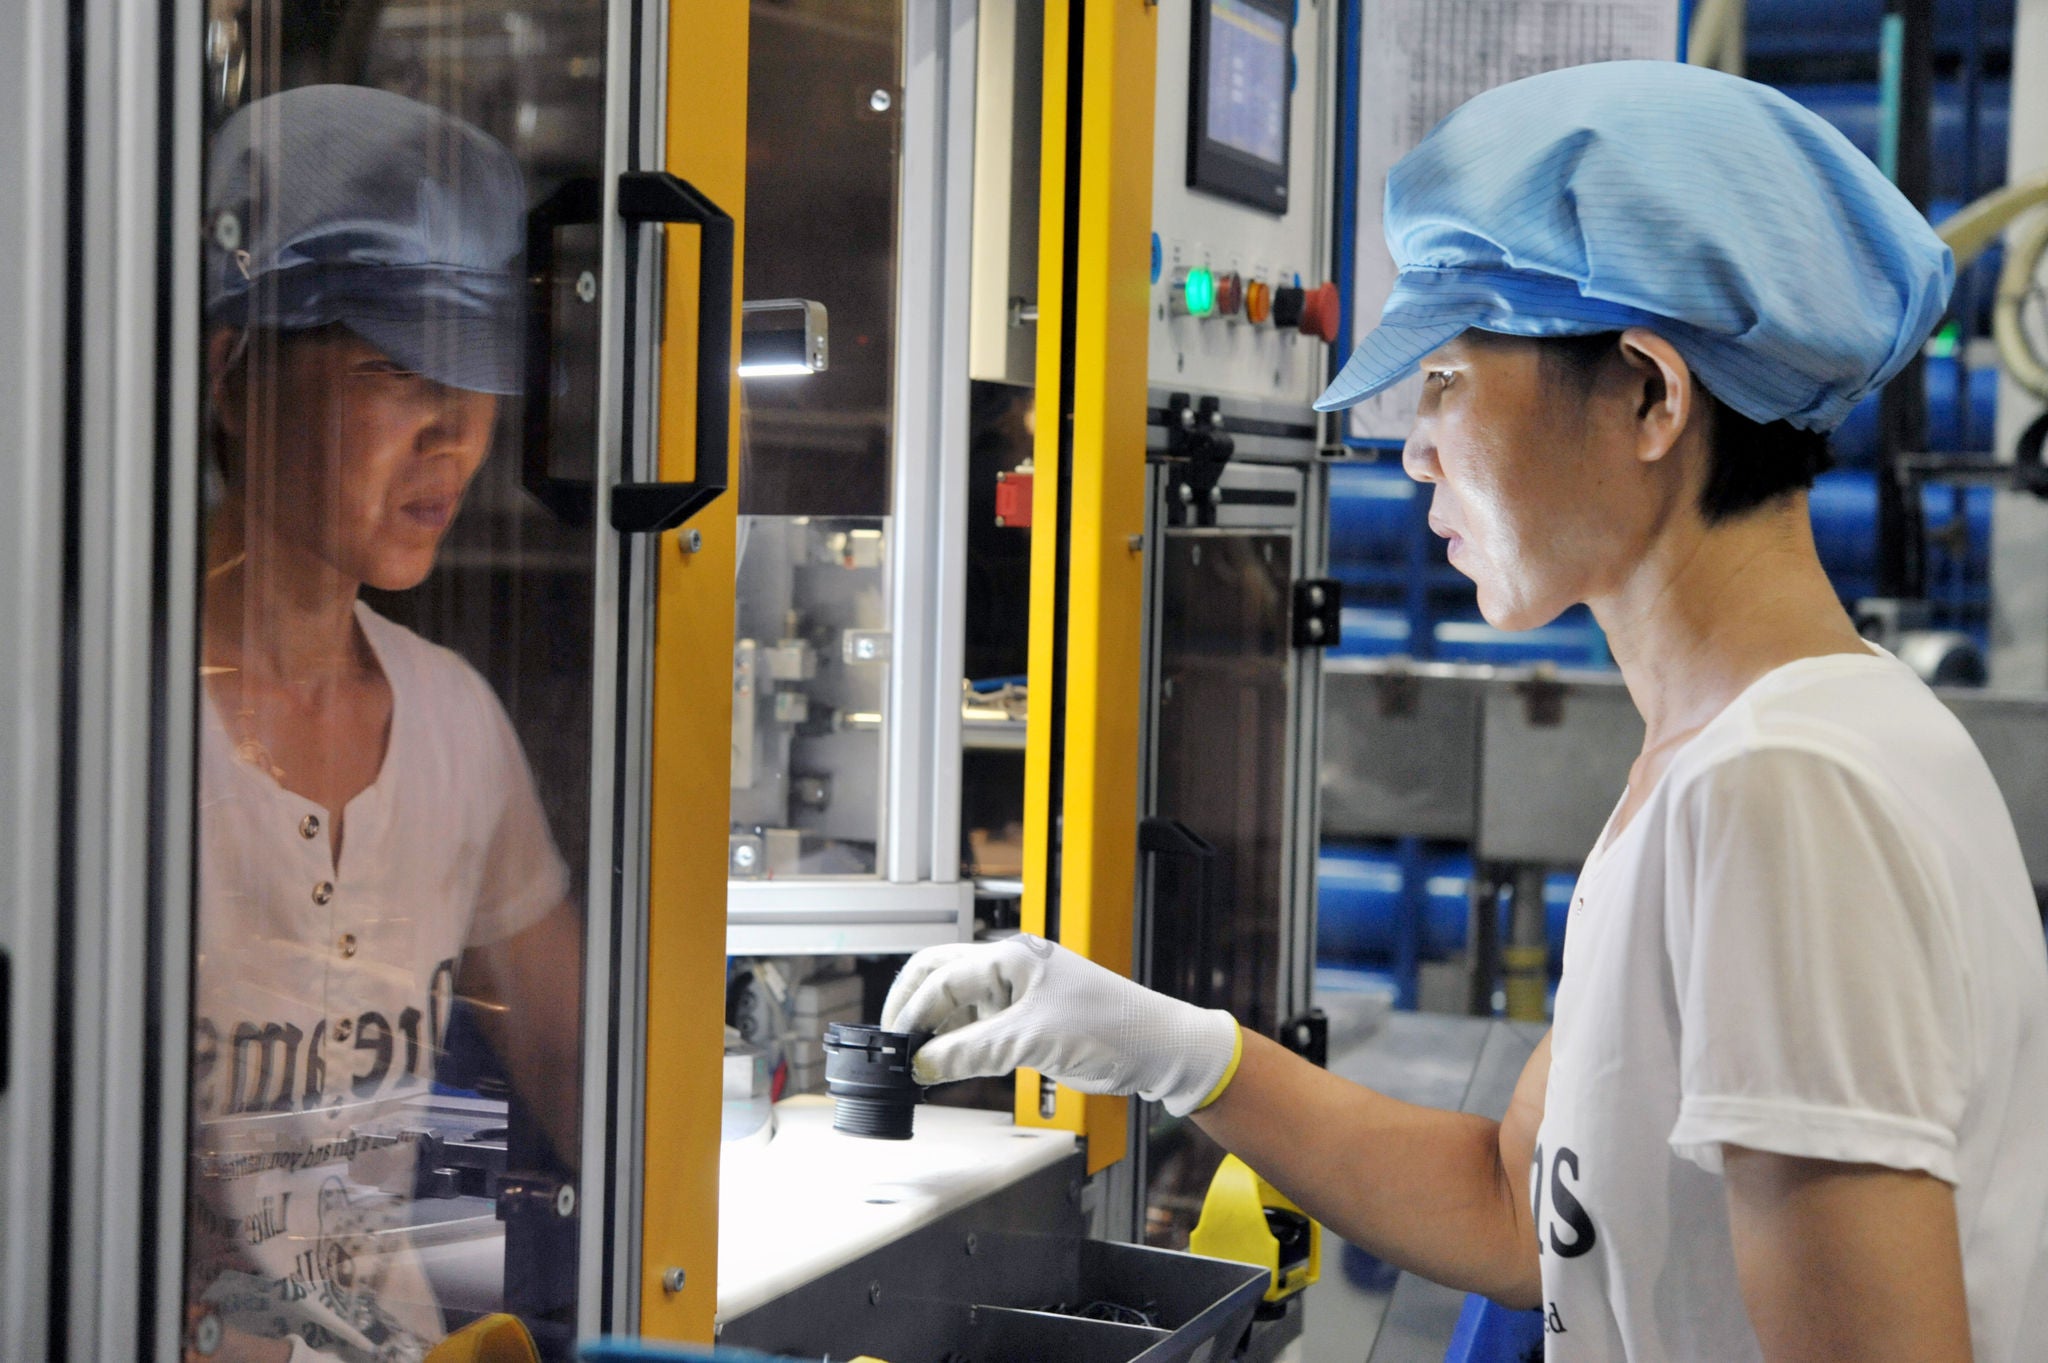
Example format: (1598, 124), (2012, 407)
(1938, 689), (2048, 887)
(720, 1157), (1084, 1350)
(967, 0), (1042, 387)
(1320, 662), (1483, 841)
(724, 1170), (1269, 1363)
(0, 0), (70, 1351)
(1477, 673), (1640, 866)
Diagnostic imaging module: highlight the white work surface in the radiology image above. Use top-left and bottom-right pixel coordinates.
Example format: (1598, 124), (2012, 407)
(716, 1096), (1079, 1323)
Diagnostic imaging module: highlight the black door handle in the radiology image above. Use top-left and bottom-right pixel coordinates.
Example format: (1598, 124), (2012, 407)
(612, 171), (734, 534)
(521, 171), (734, 534)
(523, 176), (604, 526)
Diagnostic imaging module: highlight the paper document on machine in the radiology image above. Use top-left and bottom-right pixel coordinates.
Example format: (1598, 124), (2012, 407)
(1344, 0), (1682, 443)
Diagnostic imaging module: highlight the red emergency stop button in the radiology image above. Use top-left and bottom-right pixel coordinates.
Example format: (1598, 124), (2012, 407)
(1298, 282), (1341, 344)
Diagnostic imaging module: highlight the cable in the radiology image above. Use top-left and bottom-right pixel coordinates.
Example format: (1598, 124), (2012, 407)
(1938, 171), (2048, 401)
(1993, 207), (2048, 399)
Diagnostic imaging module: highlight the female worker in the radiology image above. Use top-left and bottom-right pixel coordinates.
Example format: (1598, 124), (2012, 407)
(187, 85), (580, 1362)
(885, 62), (2048, 1361)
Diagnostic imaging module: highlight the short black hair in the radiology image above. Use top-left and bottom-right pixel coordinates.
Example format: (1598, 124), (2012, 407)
(1536, 331), (1833, 525)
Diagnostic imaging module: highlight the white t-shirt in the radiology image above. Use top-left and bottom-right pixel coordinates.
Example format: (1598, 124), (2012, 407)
(188, 601), (569, 1363)
(1536, 649), (2048, 1361)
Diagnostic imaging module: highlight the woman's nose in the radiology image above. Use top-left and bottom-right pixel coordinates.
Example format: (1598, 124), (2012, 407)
(419, 388), (493, 448)
(1401, 426), (1441, 484)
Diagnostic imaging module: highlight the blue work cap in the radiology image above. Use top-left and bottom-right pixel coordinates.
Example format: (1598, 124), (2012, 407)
(205, 85), (526, 395)
(1315, 61), (1954, 432)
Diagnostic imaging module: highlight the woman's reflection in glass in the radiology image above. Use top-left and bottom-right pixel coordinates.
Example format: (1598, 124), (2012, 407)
(189, 84), (579, 1363)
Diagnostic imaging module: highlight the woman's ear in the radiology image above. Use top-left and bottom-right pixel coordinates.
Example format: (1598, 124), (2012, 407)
(1614, 327), (1696, 468)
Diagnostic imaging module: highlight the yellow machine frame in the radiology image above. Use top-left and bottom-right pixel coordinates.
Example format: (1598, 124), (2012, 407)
(640, 0), (749, 1341)
(1017, 0), (1159, 1173)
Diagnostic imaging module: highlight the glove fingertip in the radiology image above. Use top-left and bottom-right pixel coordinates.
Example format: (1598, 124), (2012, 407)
(909, 1038), (955, 1086)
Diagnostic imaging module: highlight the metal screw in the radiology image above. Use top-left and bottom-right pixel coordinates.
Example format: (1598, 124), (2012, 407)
(1127, 533), (1144, 553)
(732, 843), (759, 871)
(1309, 584), (1326, 608)
(662, 1268), (687, 1294)
(555, 1183), (577, 1217)
(868, 1281), (884, 1306)
(965, 1232), (979, 1256)
(869, 88), (892, 113)
(1307, 619), (1325, 641)
(576, 270), (598, 303)
(681, 528), (703, 554)
(212, 212), (241, 252)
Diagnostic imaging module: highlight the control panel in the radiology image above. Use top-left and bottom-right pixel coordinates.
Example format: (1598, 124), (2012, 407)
(1150, 0), (1340, 408)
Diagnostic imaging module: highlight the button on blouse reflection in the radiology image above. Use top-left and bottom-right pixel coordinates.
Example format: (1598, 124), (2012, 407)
(300, 813), (320, 840)
(313, 880), (334, 906)
(337, 932), (358, 958)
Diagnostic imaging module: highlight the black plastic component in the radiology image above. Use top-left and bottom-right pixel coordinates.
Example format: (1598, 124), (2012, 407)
(522, 171), (734, 536)
(1162, 392), (1235, 529)
(824, 1023), (932, 1140)
(1269, 285), (1305, 330)
(1276, 1009), (1327, 1069)
(1291, 578), (1341, 649)
(523, 176), (605, 527)
(611, 171), (734, 534)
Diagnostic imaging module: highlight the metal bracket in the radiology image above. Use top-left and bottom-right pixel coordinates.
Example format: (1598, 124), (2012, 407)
(1162, 392), (1235, 528)
(1276, 1009), (1328, 1068)
(1291, 578), (1342, 649)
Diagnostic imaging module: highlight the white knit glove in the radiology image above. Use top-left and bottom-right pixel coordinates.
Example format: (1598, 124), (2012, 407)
(881, 934), (1243, 1117)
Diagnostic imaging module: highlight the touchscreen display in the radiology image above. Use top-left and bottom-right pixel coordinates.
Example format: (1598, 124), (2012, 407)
(1205, 0), (1288, 165)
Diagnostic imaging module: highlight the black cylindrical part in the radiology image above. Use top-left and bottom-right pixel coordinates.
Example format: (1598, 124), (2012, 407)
(823, 1023), (931, 1141)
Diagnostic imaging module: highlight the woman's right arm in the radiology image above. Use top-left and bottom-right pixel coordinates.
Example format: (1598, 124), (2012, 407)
(1194, 1029), (1549, 1308)
(885, 936), (1549, 1305)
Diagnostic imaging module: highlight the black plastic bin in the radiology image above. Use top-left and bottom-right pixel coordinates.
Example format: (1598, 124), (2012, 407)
(720, 1231), (1268, 1363)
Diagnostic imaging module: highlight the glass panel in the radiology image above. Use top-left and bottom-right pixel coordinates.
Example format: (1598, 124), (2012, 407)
(729, 0), (905, 879)
(185, 0), (606, 1356)
(1145, 528), (1293, 1248)
(738, 0), (903, 519)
